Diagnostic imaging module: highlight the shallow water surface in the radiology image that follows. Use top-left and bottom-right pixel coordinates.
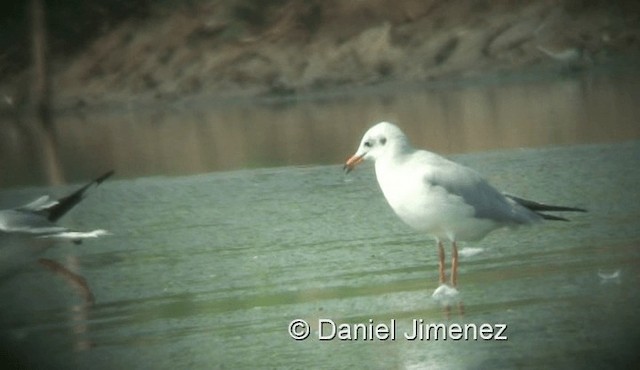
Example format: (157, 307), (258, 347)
(1, 139), (639, 369)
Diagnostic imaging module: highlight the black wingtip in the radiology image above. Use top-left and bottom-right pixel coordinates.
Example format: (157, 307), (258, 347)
(505, 194), (587, 213)
(47, 170), (114, 222)
(537, 213), (570, 222)
(505, 193), (586, 222)
(95, 170), (115, 185)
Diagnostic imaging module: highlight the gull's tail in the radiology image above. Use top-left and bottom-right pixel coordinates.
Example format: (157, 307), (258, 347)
(505, 194), (587, 222)
(20, 170), (115, 222)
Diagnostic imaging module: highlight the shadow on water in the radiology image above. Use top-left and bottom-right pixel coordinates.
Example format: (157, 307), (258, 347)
(2, 116), (65, 186)
(0, 235), (95, 358)
(2, 73), (640, 188)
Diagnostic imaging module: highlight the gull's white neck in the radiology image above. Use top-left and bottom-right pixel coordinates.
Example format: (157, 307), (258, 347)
(374, 140), (417, 196)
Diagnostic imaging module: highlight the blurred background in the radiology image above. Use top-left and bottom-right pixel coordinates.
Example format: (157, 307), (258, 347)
(1, 0), (639, 187)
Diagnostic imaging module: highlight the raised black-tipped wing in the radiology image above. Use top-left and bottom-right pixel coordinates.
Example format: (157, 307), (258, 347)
(16, 170), (115, 222)
(46, 170), (114, 222)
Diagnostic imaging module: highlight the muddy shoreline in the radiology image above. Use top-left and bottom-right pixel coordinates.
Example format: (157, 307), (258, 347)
(1, 0), (639, 115)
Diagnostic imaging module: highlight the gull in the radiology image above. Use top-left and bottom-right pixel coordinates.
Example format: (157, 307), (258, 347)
(344, 122), (586, 288)
(0, 170), (114, 303)
(0, 170), (114, 243)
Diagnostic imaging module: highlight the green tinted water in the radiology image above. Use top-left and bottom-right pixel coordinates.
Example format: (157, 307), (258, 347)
(1, 140), (638, 369)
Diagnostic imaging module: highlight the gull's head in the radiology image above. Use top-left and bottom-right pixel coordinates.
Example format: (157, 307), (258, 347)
(344, 121), (409, 173)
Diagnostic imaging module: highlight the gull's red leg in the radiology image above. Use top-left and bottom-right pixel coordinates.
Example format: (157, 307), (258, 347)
(451, 241), (459, 287)
(438, 240), (445, 284)
(38, 258), (95, 305)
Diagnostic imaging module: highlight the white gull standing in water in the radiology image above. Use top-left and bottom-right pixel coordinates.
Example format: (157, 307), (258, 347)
(344, 122), (585, 290)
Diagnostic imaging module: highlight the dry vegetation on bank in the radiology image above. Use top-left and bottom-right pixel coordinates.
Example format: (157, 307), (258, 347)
(1, 0), (639, 111)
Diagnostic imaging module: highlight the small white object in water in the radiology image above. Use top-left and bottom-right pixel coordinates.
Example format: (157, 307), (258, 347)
(431, 284), (459, 299)
(458, 247), (484, 258)
(597, 269), (621, 281)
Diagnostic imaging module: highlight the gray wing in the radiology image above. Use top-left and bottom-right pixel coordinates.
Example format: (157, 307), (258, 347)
(423, 157), (539, 225)
(16, 195), (58, 213)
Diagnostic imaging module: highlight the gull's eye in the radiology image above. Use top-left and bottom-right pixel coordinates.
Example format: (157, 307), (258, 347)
(364, 141), (372, 148)
(380, 137), (387, 145)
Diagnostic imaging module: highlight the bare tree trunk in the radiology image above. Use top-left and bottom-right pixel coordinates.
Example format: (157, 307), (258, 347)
(30, 0), (51, 128)
(30, 0), (63, 185)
